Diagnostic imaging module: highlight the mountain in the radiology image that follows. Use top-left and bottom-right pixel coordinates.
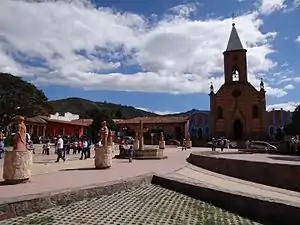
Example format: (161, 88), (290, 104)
(49, 97), (157, 118)
(164, 109), (209, 117)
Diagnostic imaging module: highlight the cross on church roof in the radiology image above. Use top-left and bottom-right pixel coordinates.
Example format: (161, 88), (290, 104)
(225, 23), (244, 51)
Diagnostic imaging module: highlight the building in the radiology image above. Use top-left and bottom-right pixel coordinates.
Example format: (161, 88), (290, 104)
(115, 116), (189, 144)
(209, 23), (267, 140)
(188, 111), (211, 142)
(266, 109), (292, 136)
(25, 114), (92, 138)
(114, 23), (294, 143)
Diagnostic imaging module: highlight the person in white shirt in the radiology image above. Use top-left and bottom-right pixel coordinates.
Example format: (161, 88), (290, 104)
(55, 135), (65, 162)
(80, 139), (88, 160)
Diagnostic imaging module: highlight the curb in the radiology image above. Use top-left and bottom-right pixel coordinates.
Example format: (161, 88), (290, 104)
(0, 173), (154, 221)
(151, 175), (300, 225)
(187, 153), (300, 192)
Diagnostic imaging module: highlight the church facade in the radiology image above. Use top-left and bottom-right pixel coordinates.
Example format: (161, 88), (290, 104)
(209, 23), (267, 140)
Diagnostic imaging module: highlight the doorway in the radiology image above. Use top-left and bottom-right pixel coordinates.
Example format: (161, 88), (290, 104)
(233, 119), (243, 140)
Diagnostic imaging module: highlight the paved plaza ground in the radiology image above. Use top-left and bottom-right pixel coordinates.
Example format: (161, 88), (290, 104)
(0, 146), (299, 224)
(0, 146), (196, 200)
(2, 184), (260, 225)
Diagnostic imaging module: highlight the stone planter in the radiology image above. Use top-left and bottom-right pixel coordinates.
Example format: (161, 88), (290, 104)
(95, 146), (112, 169)
(3, 150), (33, 185)
(159, 141), (165, 149)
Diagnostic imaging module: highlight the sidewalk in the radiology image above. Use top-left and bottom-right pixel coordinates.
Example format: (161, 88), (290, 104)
(0, 148), (192, 201)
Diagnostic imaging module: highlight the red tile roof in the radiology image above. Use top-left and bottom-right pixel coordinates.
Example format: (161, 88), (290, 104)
(25, 116), (47, 124)
(116, 116), (189, 125)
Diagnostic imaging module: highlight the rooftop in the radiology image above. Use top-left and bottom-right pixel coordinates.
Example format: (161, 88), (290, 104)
(116, 116), (189, 125)
(225, 23), (244, 51)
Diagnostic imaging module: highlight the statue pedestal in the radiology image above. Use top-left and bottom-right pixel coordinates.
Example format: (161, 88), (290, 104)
(159, 141), (165, 149)
(186, 140), (192, 149)
(133, 141), (139, 150)
(3, 150), (33, 185)
(94, 145), (112, 169)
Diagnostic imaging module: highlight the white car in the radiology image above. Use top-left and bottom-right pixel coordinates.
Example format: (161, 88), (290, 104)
(249, 141), (278, 152)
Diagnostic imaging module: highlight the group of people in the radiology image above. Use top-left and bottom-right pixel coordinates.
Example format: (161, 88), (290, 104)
(211, 137), (228, 151)
(54, 135), (93, 162)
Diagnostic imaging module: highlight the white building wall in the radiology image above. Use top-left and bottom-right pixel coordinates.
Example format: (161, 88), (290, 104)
(49, 112), (80, 121)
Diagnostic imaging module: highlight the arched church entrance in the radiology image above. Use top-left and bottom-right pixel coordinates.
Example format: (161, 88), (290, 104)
(233, 119), (243, 140)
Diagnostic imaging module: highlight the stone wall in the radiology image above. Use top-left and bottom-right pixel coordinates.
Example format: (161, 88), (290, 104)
(187, 153), (300, 192)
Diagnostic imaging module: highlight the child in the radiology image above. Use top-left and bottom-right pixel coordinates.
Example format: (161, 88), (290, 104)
(128, 146), (134, 163)
(0, 140), (4, 159)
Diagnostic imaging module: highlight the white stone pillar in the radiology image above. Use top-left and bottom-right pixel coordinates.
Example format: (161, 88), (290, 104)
(94, 145), (112, 169)
(3, 150), (33, 184)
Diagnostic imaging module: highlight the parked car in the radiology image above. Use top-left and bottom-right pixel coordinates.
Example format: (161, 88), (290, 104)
(166, 139), (181, 146)
(123, 136), (134, 144)
(249, 141), (278, 152)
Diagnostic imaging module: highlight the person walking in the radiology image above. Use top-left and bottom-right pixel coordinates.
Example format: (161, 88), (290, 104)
(181, 138), (187, 151)
(55, 135), (65, 162)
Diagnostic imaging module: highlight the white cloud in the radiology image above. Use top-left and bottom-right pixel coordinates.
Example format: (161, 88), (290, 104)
(137, 107), (179, 115)
(283, 84), (294, 90)
(267, 101), (299, 111)
(259, 0), (287, 15)
(167, 2), (200, 18)
(0, 0), (286, 97)
(296, 36), (300, 42)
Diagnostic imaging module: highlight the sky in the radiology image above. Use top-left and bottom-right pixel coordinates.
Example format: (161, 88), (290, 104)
(0, 0), (300, 115)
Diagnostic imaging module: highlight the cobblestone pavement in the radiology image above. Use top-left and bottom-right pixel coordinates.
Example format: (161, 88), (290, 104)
(2, 185), (260, 225)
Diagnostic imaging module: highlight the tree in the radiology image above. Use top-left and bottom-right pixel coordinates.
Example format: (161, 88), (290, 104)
(284, 105), (300, 136)
(0, 73), (53, 129)
(114, 110), (123, 119)
(86, 109), (115, 144)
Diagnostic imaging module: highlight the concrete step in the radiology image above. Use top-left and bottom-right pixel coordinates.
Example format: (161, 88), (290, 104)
(152, 164), (300, 225)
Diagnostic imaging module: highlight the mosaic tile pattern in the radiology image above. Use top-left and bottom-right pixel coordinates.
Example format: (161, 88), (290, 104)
(2, 185), (260, 225)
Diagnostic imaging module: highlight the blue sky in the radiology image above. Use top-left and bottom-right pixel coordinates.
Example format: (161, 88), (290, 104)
(0, 0), (300, 114)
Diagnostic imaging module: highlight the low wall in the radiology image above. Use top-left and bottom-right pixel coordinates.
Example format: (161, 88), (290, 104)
(187, 153), (300, 192)
(0, 174), (153, 220)
(152, 175), (300, 225)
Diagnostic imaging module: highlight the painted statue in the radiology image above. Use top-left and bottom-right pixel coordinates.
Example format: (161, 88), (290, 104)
(160, 132), (164, 141)
(100, 121), (109, 147)
(13, 116), (27, 151)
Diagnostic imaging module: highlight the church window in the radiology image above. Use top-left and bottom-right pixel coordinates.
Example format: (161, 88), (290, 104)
(217, 106), (223, 119)
(232, 65), (239, 81)
(252, 105), (259, 118)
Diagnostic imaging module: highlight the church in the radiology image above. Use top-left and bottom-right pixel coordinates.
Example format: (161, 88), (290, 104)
(116, 23), (293, 143)
(209, 22), (267, 140)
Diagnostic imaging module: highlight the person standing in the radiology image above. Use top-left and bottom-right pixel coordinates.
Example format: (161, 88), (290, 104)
(181, 138), (187, 151)
(128, 146), (134, 162)
(211, 138), (216, 151)
(73, 139), (78, 154)
(80, 139), (88, 160)
(0, 139), (4, 159)
(220, 137), (224, 152)
(55, 135), (65, 162)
